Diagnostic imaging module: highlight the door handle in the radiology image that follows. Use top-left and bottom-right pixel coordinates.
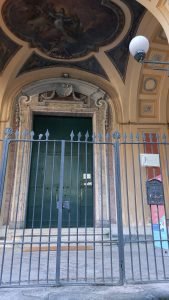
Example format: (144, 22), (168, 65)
(57, 199), (70, 211)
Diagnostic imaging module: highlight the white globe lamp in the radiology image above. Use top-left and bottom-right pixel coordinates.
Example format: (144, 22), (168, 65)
(129, 35), (150, 62)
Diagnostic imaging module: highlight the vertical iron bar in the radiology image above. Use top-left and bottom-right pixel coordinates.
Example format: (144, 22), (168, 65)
(37, 138), (48, 283)
(93, 138), (96, 283)
(148, 203), (158, 280)
(99, 136), (104, 282)
(9, 139), (26, 284)
(105, 140), (113, 281)
(163, 135), (169, 188)
(76, 137), (80, 281)
(156, 203), (166, 279)
(28, 138), (41, 283)
(137, 138), (150, 280)
(145, 134), (158, 280)
(47, 141), (56, 283)
(151, 151), (166, 281)
(162, 135), (169, 248)
(84, 139), (88, 281)
(156, 135), (167, 279)
(0, 138), (14, 286)
(113, 132), (125, 285)
(123, 136), (134, 281)
(18, 139), (33, 285)
(67, 139), (73, 281)
(56, 140), (65, 285)
(130, 135), (142, 281)
(0, 138), (10, 208)
(147, 133), (159, 279)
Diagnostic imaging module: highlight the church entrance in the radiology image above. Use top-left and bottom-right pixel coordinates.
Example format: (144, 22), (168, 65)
(26, 115), (93, 228)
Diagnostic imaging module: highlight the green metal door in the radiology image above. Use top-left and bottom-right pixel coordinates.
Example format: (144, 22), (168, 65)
(26, 115), (93, 228)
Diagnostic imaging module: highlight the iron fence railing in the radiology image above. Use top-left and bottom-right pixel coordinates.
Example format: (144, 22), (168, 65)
(0, 129), (169, 286)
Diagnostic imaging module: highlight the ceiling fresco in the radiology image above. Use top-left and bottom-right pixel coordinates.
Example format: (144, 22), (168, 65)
(2, 0), (125, 59)
(0, 0), (146, 81)
(0, 28), (21, 73)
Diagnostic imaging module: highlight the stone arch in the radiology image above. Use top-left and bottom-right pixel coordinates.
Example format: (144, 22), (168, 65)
(137, 0), (169, 42)
(1, 77), (120, 228)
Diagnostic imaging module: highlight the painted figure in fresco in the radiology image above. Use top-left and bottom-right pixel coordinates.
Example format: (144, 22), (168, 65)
(25, 3), (83, 57)
(27, 4), (82, 40)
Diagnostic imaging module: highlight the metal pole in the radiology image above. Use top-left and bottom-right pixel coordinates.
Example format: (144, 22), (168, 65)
(113, 132), (125, 285)
(56, 140), (65, 285)
(0, 138), (10, 208)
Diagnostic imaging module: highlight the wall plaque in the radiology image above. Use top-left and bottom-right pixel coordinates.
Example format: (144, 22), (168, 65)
(146, 179), (164, 205)
(140, 154), (160, 167)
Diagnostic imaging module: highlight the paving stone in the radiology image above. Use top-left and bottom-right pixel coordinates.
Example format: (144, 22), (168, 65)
(1, 284), (169, 300)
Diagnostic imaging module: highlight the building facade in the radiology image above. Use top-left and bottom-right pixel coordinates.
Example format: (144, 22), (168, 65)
(0, 0), (169, 286)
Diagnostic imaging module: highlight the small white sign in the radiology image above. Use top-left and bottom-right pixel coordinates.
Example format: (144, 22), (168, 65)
(83, 173), (91, 179)
(140, 154), (160, 167)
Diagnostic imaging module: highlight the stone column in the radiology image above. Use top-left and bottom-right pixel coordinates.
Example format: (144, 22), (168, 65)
(91, 96), (110, 227)
(9, 95), (32, 228)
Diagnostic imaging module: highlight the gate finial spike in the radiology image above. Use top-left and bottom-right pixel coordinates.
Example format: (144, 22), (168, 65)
(130, 133), (133, 141)
(45, 130), (50, 140)
(77, 132), (82, 141)
(123, 133), (127, 141)
(38, 133), (43, 140)
(98, 133), (102, 141)
(149, 133), (153, 142)
(142, 132), (146, 142)
(15, 130), (19, 139)
(156, 132), (160, 142)
(22, 129), (29, 138)
(112, 131), (120, 140)
(136, 132), (140, 141)
(92, 133), (96, 142)
(30, 131), (35, 139)
(105, 132), (110, 141)
(4, 128), (13, 138)
(70, 130), (74, 141)
(162, 133), (167, 143)
(85, 131), (89, 141)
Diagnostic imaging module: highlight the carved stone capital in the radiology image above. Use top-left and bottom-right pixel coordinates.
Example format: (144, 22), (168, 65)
(18, 95), (31, 108)
(94, 97), (108, 110)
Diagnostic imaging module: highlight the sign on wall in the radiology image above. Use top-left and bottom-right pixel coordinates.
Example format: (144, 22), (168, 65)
(146, 179), (164, 205)
(146, 178), (168, 251)
(140, 154), (160, 167)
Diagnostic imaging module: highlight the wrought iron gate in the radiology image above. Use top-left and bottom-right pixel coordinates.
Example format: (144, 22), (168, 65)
(0, 129), (169, 287)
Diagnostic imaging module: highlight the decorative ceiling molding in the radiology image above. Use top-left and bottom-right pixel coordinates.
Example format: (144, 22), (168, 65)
(0, 27), (21, 73)
(142, 77), (159, 93)
(17, 52), (109, 80)
(106, 0), (145, 81)
(137, 24), (169, 122)
(139, 99), (157, 118)
(152, 27), (168, 44)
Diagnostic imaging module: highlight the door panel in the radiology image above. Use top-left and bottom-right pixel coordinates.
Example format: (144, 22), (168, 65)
(26, 116), (93, 228)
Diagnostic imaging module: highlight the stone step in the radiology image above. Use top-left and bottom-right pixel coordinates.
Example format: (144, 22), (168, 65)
(0, 227), (112, 247)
